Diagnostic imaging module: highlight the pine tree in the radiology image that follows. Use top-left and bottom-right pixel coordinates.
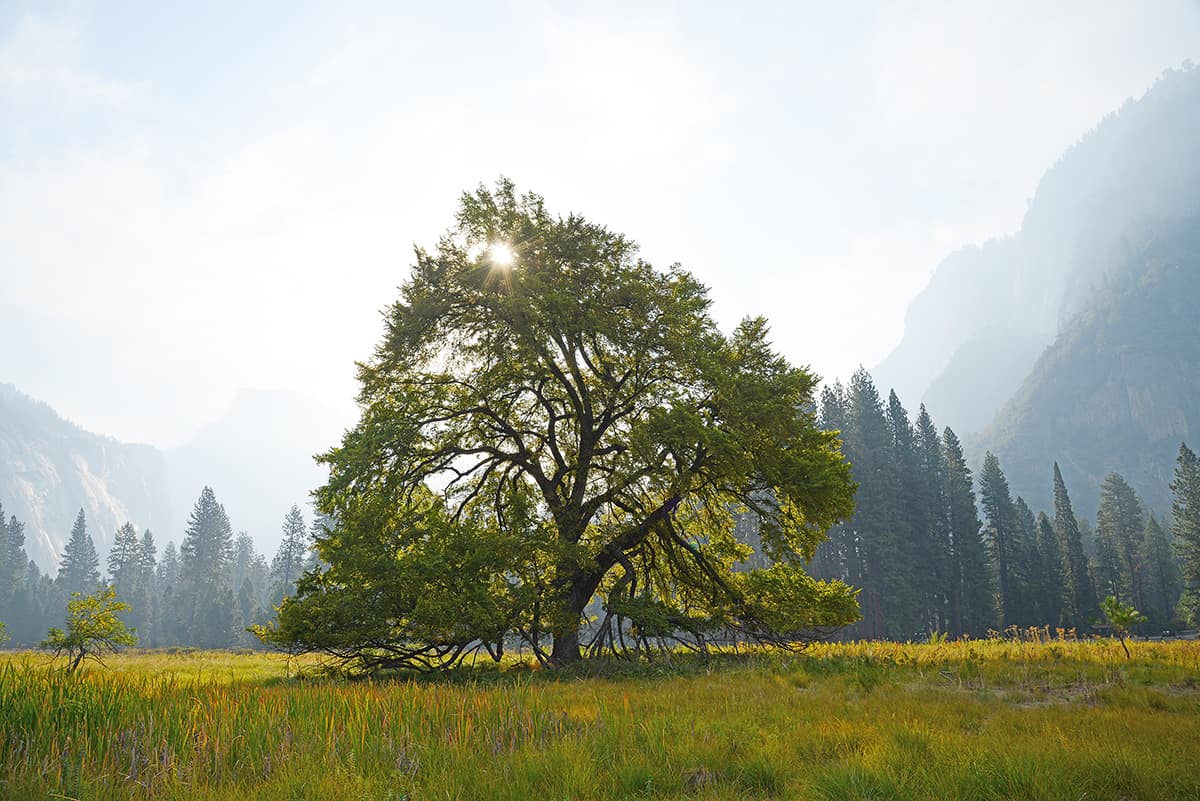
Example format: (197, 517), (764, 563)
(1141, 515), (1182, 630)
(107, 522), (142, 600)
(58, 509), (101, 598)
(915, 406), (953, 635)
(156, 542), (181, 645)
(1036, 512), (1066, 627)
(941, 428), (995, 636)
(979, 453), (1021, 627)
(238, 577), (264, 646)
(179, 487), (235, 645)
(1170, 443), (1200, 627)
(1054, 464), (1098, 629)
(885, 391), (930, 636)
(133, 530), (158, 645)
(0, 506), (28, 619)
(230, 532), (259, 595)
(1012, 497), (1039, 625)
(1094, 524), (1124, 603)
(271, 505), (309, 606)
(842, 370), (910, 639)
(1096, 473), (1146, 607)
(811, 381), (853, 583)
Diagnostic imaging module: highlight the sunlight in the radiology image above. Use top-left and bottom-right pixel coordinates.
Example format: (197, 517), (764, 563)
(488, 242), (515, 267)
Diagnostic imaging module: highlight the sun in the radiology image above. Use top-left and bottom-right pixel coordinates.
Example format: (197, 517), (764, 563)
(488, 242), (515, 267)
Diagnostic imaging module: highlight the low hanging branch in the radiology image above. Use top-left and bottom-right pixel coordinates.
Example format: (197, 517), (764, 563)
(259, 178), (860, 673)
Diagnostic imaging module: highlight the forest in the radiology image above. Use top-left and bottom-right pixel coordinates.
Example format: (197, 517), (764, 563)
(0, 491), (319, 650)
(3, 399), (1197, 654)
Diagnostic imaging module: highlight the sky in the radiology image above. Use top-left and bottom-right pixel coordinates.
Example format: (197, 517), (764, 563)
(3, 0), (1199, 448)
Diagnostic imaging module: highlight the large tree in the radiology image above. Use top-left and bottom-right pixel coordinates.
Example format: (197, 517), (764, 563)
(266, 180), (857, 669)
(1171, 442), (1200, 626)
(1141, 514), (1181, 629)
(1053, 463), (1098, 629)
(179, 487), (236, 647)
(271, 505), (310, 605)
(979, 453), (1020, 626)
(1095, 472), (1146, 607)
(57, 510), (101, 598)
(941, 428), (995, 636)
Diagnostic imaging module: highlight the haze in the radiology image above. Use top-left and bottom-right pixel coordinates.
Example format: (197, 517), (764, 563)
(3, 1), (1199, 447)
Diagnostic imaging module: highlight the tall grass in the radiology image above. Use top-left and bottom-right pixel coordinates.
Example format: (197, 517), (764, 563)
(2, 640), (1198, 800)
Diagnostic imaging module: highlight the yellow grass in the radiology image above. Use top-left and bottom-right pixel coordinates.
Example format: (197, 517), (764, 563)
(2, 639), (1199, 800)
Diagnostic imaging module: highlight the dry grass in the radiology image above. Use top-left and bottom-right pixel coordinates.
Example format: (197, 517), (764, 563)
(2, 639), (1199, 800)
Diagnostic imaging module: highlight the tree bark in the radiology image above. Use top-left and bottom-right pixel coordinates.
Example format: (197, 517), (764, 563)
(549, 570), (602, 666)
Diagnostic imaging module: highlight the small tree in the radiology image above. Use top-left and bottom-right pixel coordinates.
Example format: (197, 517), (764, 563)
(0, 620), (8, 646)
(1100, 595), (1147, 660)
(41, 586), (138, 672)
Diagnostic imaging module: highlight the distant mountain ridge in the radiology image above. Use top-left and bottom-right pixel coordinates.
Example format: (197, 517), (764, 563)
(0, 384), (345, 573)
(977, 217), (1200, 517)
(0, 383), (171, 570)
(873, 65), (1200, 439)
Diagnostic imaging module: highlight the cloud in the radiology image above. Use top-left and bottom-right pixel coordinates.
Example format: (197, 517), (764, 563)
(2, 3), (1199, 446)
(0, 13), (139, 106)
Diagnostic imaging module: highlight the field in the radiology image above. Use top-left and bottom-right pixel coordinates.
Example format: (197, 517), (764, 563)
(2, 639), (1199, 800)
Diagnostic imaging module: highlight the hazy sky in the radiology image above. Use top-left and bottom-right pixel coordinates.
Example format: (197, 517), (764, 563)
(3, 1), (1198, 447)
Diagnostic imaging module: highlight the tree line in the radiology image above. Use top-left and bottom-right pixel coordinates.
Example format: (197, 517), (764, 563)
(0, 487), (319, 648)
(4, 375), (1199, 651)
(810, 369), (1197, 639)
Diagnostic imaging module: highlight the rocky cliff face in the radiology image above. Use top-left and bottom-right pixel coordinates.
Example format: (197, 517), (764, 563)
(0, 384), (346, 573)
(0, 384), (171, 572)
(976, 220), (1200, 518)
(873, 65), (1200, 436)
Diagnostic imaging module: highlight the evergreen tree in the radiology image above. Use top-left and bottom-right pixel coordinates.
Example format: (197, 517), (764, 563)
(811, 382), (853, 584)
(914, 406), (953, 634)
(193, 585), (238, 649)
(1035, 512), (1066, 627)
(107, 522), (142, 600)
(1141, 514), (1182, 629)
(230, 532), (259, 595)
(57, 509), (101, 598)
(1012, 497), (1039, 625)
(156, 542), (182, 645)
(0, 505), (28, 619)
(1095, 473), (1146, 607)
(1053, 464), (1098, 629)
(885, 391), (930, 636)
(979, 453), (1021, 626)
(271, 505), (309, 605)
(842, 370), (910, 638)
(941, 428), (995, 636)
(238, 577), (264, 647)
(179, 487), (235, 646)
(1094, 524), (1124, 603)
(1170, 443), (1200, 626)
(133, 530), (158, 645)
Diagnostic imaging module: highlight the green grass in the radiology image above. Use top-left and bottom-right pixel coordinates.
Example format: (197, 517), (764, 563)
(2, 639), (1199, 800)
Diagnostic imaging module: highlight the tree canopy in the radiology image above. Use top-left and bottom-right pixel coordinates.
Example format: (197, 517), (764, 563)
(263, 179), (858, 670)
(40, 586), (137, 673)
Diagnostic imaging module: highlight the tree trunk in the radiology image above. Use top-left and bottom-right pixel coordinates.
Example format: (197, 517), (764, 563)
(550, 625), (582, 665)
(548, 570), (601, 666)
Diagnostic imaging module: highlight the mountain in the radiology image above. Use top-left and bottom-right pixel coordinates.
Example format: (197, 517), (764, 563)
(978, 218), (1200, 518)
(164, 389), (347, 557)
(0, 385), (348, 573)
(0, 383), (171, 571)
(873, 65), (1200, 435)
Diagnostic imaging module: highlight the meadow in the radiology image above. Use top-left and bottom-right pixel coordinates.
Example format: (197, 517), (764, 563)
(2, 638), (1199, 801)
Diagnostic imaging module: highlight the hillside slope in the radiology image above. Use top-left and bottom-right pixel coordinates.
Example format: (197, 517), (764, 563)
(0, 384), (171, 571)
(873, 65), (1200, 434)
(976, 219), (1200, 517)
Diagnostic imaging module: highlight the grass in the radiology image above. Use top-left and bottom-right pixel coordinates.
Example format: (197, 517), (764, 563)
(1, 639), (1199, 800)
